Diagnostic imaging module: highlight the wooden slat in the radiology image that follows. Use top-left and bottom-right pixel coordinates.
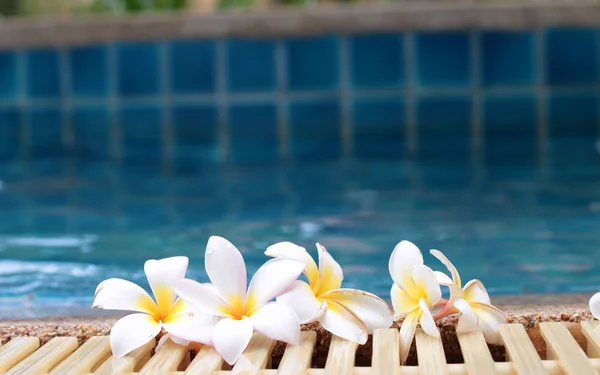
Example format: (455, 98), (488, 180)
(184, 345), (224, 375)
(49, 336), (110, 375)
(371, 329), (400, 375)
(0, 337), (40, 373)
(138, 338), (188, 375)
(582, 321), (600, 358)
(323, 335), (358, 375)
(92, 339), (155, 375)
(457, 330), (498, 375)
(540, 322), (596, 375)
(415, 328), (448, 375)
(277, 331), (316, 375)
(231, 333), (275, 375)
(499, 324), (547, 375)
(5, 337), (78, 375)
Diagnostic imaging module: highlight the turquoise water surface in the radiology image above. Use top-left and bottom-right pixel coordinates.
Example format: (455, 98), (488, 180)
(1, 144), (600, 318)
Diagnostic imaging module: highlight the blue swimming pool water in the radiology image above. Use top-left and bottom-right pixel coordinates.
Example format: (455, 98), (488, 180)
(1, 142), (600, 318)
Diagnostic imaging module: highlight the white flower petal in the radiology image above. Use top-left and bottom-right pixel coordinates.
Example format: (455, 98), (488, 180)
(463, 280), (491, 305)
(170, 278), (230, 317)
(418, 299), (439, 339)
(250, 302), (300, 345)
(144, 257), (189, 316)
(318, 300), (367, 345)
(430, 250), (461, 287)
(212, 317), (254, 365)
(471, 302), (507, 345)
(277, 280), (327, 323)
(315, 243), (344, 294)
(412, 265), (442, 306)
(388, 241), (423, 296)
(205, 236), (247, 307)
(163, 312), (219, 345)
(246, 258), (306, 311)
(590, 292), (600, 319)
(433, 271), (454, 286)
(321, 289), (393, 333)
(265, 242), (319, 287)
(390, 283), (420, 318)
(156, 334), (190, 352)
(93, 278), (157, 315)
(109, 313), (161, 358)
(454, 298), (479, 334)
(399, 310), (420, 365)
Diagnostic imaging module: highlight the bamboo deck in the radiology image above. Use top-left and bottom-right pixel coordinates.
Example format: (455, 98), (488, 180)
(2, 322), (600, 374)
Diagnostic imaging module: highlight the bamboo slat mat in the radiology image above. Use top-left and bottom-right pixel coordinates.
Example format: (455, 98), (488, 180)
(2, 322), (600, 374)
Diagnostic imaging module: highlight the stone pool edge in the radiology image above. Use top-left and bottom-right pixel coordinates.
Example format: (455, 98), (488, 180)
(3, 0), (600, 49)
(0, 293), (594, 364)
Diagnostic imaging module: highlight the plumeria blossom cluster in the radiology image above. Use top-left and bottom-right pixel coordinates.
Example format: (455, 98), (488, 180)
(93, 237), (506, 365)
(389, 241), (507, 363)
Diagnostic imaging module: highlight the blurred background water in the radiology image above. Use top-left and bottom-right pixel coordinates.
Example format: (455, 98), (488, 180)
(1, 145), (600, 318)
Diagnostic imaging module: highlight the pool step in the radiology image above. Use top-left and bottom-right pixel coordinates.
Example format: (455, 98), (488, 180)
(2, 321), (600, 375)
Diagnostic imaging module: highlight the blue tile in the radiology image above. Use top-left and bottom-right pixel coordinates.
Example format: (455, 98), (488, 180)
(170, 40), (215, 94)
(172, 104), (218, 168)
(0, 52), (18, 100)
(290, 98), (341, 159)
(69, 45), (108, 97)
(415, 32), (470, 88)
(548, 92), (598, 139)
(352, 96), (405, 158)
(117, 43), (160, 96)
(229, 102), (278, 163)
(119, 105), (162, 163)
(483, 94), (537, 165)
(482, 31), (535, 86)
(548, 92), (599, 164)
(0, 107), (21, 159)
(72, 106), (110, 159)
(546, 28), (598, 85)
(227, 39), (276, 92)
(28, 107), (63, 157)
(350, 33), (404, 89)
(27, 49), (61, 99)
(417, 96), (471, 163)
(287, 35), (339, 91)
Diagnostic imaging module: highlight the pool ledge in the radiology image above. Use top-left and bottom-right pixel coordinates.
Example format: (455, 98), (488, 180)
(3, 0), (600, 49)
(0, 293), (594, 364)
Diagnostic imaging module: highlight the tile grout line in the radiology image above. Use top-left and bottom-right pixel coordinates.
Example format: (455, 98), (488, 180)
(6, 84), (600, 110)
(16, 50), (29, 160)
(339, 35), (352, 159)
(275, 38), (290, 160)
(404, 32), (417, 160)
(216, 38), (230, 164)
(470, 29), (484, 186)
(536, 28), (549, 179)
(159, 41), (173, 175)
(107, 42), (121, 163)
(59, 47), (74, 150)
(58, 46), (76, 234)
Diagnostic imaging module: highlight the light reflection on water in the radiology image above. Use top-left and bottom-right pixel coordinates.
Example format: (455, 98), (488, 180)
(0, 148), (600, 318)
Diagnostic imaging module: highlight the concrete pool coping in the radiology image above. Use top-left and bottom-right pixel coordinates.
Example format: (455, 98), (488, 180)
(3, 0), (600, 49)
(0, 293), (595, 364)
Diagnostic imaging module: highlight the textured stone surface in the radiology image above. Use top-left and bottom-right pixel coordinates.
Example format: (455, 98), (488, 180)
(2, 1), (600, 48)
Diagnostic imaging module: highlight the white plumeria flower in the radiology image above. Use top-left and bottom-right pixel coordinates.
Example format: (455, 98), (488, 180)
(171, 236), (305, 365)
(589, 293), (600, 320)
(389, 241), (442, 364)
(431, 249), (507, 344)
(92, 257), (214, 357)
(265, 242), (393, 345)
